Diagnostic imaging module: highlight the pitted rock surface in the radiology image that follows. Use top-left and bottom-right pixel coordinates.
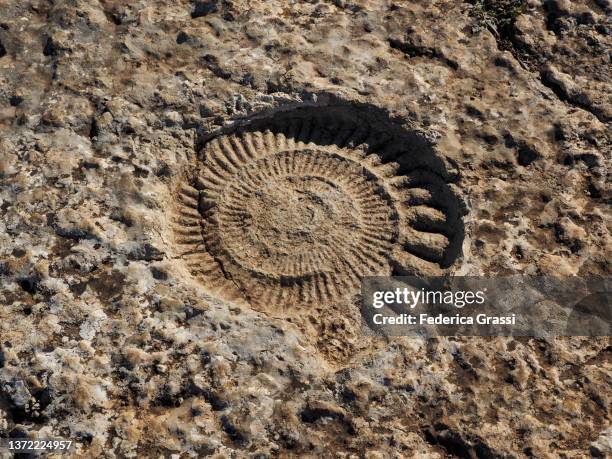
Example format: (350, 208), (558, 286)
(0, 0), (610, 457)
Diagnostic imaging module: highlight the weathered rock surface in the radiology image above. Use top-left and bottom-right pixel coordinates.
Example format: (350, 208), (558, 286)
(0, 0), (610, 457)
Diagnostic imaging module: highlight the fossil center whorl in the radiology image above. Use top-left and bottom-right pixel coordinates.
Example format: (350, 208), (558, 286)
(208, 149), (397, 280)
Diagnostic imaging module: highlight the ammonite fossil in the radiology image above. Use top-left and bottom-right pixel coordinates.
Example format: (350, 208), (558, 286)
(173, 106), (464, 310)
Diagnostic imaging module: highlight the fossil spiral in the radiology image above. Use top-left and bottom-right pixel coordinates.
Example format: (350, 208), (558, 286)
(174, 108), (464, 309)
